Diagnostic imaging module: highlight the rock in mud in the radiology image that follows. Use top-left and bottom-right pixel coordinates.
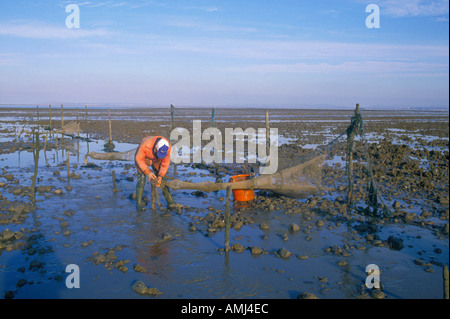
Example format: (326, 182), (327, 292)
(370, 289), (386, 299)
(132, 281), (148, 295)
(297, 292), (319, 299)
(162, 233), (172, 241)
(1, 229), (15, 241)
(414, 259), (426, 267)
(16, 278), (27, 287)
(386, 236), (404, 250)
(289, 223), (300, 232)
(250, 246), (263, 255)
(133, 264), (148, 273)
(232, 243), (244, 253)
(63, 209), (76, 217)
(132, 281), (162, 296)
(277, 247), (291, 259)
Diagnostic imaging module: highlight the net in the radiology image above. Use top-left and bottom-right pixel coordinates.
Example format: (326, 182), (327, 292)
(54, 121), (82, 135)
(83, 105), (389, 217)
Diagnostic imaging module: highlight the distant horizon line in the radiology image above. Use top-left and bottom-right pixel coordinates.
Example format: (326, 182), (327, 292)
(0, 103), (448, 111)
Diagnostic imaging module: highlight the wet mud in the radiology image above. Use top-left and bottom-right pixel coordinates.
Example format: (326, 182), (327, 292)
(0, 107), (448, 299)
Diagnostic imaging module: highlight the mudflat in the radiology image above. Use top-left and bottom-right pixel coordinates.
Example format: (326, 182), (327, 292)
(0, 106), (448, 299)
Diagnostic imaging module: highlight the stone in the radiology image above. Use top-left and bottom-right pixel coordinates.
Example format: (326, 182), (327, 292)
(232, 243), (244, 253)
(132, 281), (148, 295)
(277, 247), (291, 259)
(297, 292), (319, 299)
(250, 246), (263, 255)
(387, 236), (404, 250)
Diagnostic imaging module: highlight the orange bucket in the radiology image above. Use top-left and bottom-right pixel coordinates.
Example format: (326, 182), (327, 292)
(229, 174), (255, 202)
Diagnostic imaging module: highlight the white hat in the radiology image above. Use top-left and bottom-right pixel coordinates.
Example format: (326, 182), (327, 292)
(155, 139), (169, 158)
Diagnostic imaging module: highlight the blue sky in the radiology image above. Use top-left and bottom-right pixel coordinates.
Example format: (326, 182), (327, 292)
(0, 0), (448, 108)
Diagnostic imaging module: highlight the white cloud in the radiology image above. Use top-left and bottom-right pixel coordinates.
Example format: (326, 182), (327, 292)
(0, 53), (26, 66)
(154, 37), (449, 62)
(376, 0), (449, 17)
(222, 61), (449, 76)
(0, 22), (110, 39)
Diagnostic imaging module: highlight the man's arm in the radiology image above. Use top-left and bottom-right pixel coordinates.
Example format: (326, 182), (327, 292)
(135, 145), (152, 176)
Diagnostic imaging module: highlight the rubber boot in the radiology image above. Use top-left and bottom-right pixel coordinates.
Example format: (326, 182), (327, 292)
(162, 184), (175, 206)
(136, 172), (146, 210)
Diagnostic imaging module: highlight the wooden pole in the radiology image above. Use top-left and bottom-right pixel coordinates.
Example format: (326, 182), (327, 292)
(66, 150), (70, 182)
(31, 129), (39, 205)
(444, 265), (449, 299)
(36, 105), (39, 122)
(347, 135), (354, 207)
(112, 170), (118, 192)
(43, 132), (48, 166)
(346, 103), (359, 208)
(61, 104), (64, 128)
(48, 104), (51, 126)
(151, 180), (157, 211)
(170, 104), (177, 175)
(170, 104), (175, 130)
(211, 107), (215, 127)
(76, 107), (79, 137)
(224, 185), (231, 252)
(265, 110), (270, 158)
(108, 107), (112, 143)
(85, 105), (88, 139)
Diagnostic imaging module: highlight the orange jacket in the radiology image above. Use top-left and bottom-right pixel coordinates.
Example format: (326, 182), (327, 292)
(135, 136), (172, 177)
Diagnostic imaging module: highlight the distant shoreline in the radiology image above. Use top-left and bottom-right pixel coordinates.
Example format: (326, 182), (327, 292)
(0, 104), (448, 112)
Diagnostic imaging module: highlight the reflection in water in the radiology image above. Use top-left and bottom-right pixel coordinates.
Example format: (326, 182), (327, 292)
(133, 210), (175, 281)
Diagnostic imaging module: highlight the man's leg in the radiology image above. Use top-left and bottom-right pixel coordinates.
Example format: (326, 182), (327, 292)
(151, 164), (175, 207)
(161, 180), (175, 206)
(136, 172), (146, 209)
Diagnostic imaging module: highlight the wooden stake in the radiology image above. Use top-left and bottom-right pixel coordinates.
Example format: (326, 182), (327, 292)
(211, 107), (215, 127)
(85, 105), (88, 139)
(112, 170), (118, 192)
(346, 103), (359, 208)
(31, 129), (39, 205)
(49, 104), (52, 130)
(66, 150), (70, 181)
(61, 104), (64, 128)
(224, 185), (231, 252)
(444, 265), (449, 299)
(43, 132), (48, 165)
(151, 180), (157, 211)
(76, 107), (79, 137)
(108, 107), (112, 143)
(265, 110), (270, 157)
